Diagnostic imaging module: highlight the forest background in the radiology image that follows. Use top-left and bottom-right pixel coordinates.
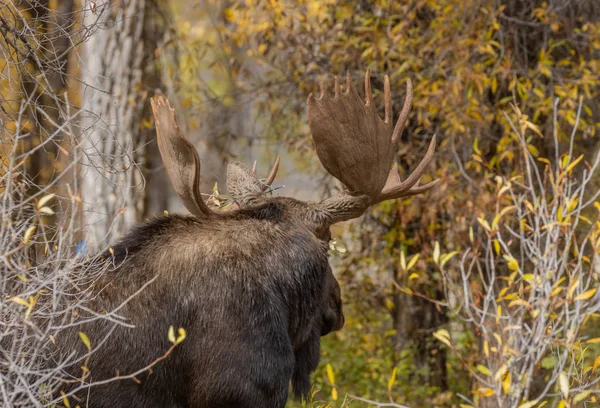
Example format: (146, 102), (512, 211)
(1, 0), (600, 407)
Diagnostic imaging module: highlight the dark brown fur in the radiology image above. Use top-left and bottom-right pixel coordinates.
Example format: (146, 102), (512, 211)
(57, 198), (343, 408)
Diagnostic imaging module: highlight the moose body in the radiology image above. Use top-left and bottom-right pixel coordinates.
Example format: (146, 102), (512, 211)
(62, 200), (341, 408)
(56, 70), (437, 407)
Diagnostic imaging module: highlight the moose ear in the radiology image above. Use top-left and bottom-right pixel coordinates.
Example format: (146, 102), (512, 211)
(227, 157), (280, 208)
(227, 162), (264, 207)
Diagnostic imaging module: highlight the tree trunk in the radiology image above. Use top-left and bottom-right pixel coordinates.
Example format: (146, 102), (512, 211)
(392, 267), (448, 391)
(80, 0), (165, 249)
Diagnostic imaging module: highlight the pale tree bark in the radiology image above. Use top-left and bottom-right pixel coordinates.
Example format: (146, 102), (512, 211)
(79, 0), (164, 249)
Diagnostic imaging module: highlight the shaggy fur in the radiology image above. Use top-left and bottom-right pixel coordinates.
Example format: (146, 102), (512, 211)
(57, 199), (343, 408)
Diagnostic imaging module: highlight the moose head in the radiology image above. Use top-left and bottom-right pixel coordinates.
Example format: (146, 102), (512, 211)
(60, 71), (437, 408)
(154, 69), (436, 239)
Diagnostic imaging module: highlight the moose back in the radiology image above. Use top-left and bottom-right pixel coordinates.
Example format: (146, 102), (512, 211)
(57, 70), (437, 408)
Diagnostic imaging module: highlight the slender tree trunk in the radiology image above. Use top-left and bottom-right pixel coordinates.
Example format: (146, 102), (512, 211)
(79, 0), (164, 249)
(392, 267), (448, 391)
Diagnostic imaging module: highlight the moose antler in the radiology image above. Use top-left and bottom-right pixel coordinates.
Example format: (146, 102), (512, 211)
(151, 95), (211, 218)
(151, 95), (281, 216)
(308, 71), (438, 222)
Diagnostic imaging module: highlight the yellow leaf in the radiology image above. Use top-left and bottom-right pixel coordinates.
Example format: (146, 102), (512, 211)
(565, 154), (584, 173)
(494, 364), (508, 381)
(476, 364), (491, 376)
(538, 157), (551, 165)
(38, 206), (55, 215)
(494, 239), (501, 255)
(433, 329), (451, 347)
(440, 251), (458, 268)
(508, 299), (530, 308)
(525, 121), (543, 137)
(502, 371), (511, 394)
(25, 295), (36, 320)
(573, 390), (591, 403)
(559, 371), (569, 398)
(574, 288), (597, 301)
(433, 241), (440, 264)
(78, 332), (92, 351)
(168, 326), (176, 343)
(406, 254), (420, 271)
(400, 251), (406, 270)
(475, 387), (495, 397)
(517, 401), (539, 408)
(594, 355), (600, 372)
(10, 297), (29, 307)
(478, 217), (491, 232)
(326, 363), (335, 384)
(23, 226), (36, 244)
(568, 279), (580, 299)
(331, 387), (338, 401)
(551, 287), (563, 297)
(408, 273), (419, 280)
(586, 337), (600, 344)
(60, 391), (72, 408)
(176, 328), (186, 344)
(37, 193), (55, 209)
(388, 367), (397, 392)
(503, 255), (519, 271)
(527, 144), (540, 157)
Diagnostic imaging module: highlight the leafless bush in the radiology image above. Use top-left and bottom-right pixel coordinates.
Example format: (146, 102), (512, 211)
(436, 102), (600, 407)
(0, 2), (160, 406)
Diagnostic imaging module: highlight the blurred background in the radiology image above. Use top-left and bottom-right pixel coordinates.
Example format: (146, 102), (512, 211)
(1, 0), (600, 407)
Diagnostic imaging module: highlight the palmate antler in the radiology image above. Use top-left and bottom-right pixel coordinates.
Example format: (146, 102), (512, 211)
(151, 96), (280, 217)
(151, 69), (436, 225)
(308, 71), (438, 222)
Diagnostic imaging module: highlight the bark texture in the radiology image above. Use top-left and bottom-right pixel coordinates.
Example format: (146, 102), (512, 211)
(80, 0), (164, 249)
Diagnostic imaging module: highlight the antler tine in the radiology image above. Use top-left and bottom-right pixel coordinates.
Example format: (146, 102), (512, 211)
(378, 134), (437, 199)
(308, 69), (437, 224)
(344, 71), (354, 94)
(151, 95), (211, 218)
(391, 79), (413, 145)
(261, 155), (280, 191)
(364, 69), (373, 106)
(319, 81), (327, 100)
(251, 160), (257, 175)
(384, 75), (392, 124)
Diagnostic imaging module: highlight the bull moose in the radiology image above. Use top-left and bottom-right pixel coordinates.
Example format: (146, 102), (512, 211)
(58, 70), (437, 407)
